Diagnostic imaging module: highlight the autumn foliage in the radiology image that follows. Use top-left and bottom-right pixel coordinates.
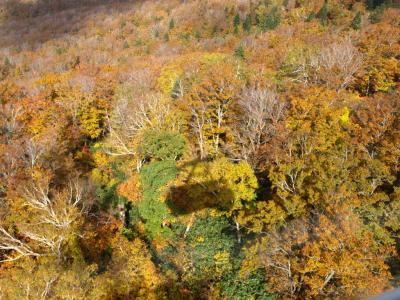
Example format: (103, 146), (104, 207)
(0, 0), (399, 299)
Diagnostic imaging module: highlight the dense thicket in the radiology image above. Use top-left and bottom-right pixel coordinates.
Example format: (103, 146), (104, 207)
(0, 0), (399, 299)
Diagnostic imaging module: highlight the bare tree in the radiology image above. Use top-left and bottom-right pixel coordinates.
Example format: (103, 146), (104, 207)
(0, 179), (87, 261)
(284, 39), (362, 90)
(190, 103), (207, 159)
(104, 93), (172, 157)
(187, 75), (238, 159)
(234, 87), (287, 165)
(0, 103), (22, 143)
(23, 138), (45, 168)
(258, 220), (309, 298)
(0, 144), (20, 178)
(317, 39), (363, 90)
(23, 179), (86, 229)
(0, 227), (40, 262)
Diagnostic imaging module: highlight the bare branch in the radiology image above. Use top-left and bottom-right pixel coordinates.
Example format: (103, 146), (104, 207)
(0, 227), (40, 262)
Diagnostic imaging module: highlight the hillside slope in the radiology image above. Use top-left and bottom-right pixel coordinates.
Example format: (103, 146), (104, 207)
(0, 0), (399, 299)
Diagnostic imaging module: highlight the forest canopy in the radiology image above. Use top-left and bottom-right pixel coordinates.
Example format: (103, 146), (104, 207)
(0, 0), (399, 299)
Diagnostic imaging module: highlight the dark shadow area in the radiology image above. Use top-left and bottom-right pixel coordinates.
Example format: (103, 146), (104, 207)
(167, 159), (234, 215)
(365, 0), (400, 9)
(168, 180), (234, 214)
(0, 0), (140, 49)
(255, 169), (273, 201)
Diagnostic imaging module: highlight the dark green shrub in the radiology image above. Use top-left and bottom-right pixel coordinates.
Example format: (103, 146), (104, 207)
(351, 11), (362, 29)
(243, 14), (252, 33)
(234, 45), (245, 60)
(139, 130), (186, 161)
(317, 1), (329, 25)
